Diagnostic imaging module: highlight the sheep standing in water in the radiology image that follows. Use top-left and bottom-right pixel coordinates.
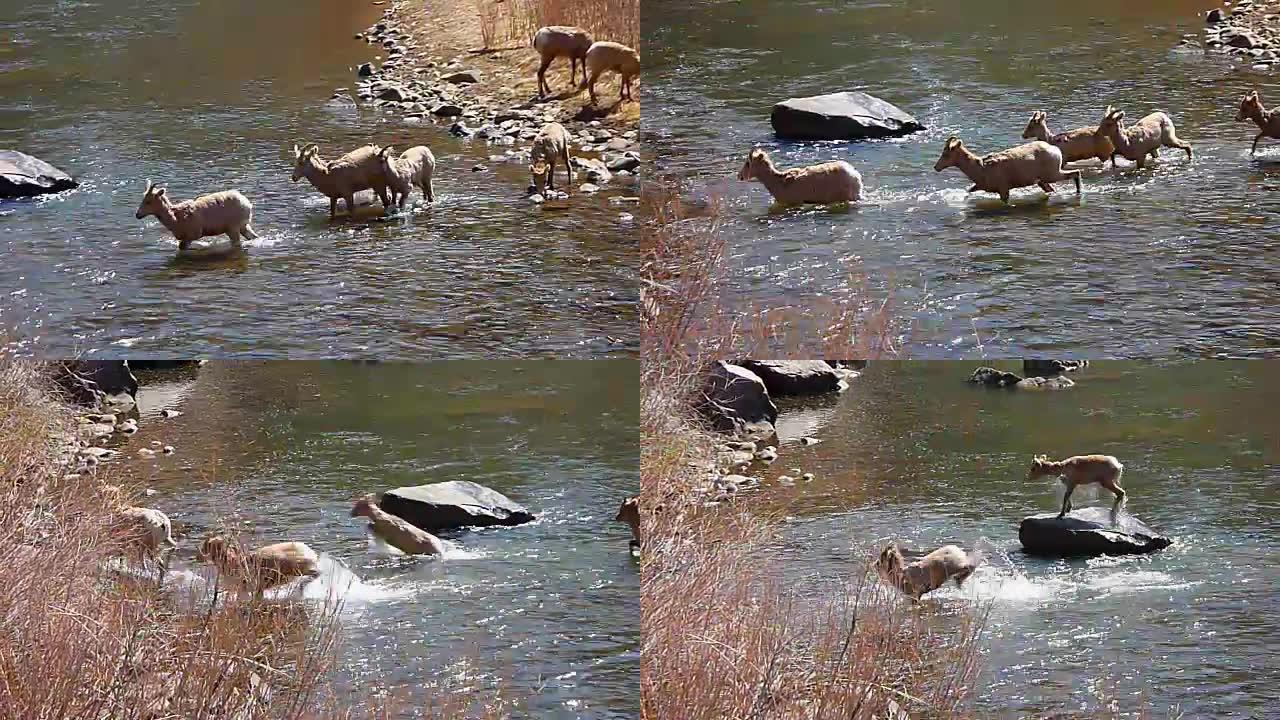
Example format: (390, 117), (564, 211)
(529, 122), (574, 194)
(1028, 454), (1127, 523)
(533, 26), (593, 97)
(350, 494), (445, 556)
(377, 145), (436, 209)
(737, 148), (863, 206)
(933, 136), (1081, 204)
(134, 181), (259, 252)
(198, 535), (321, 597)
(1021, 110), (1117, 167)
(1094, 106), (1193, 169)
(100, 484), (176, 582)
(581, 41), (640, 105)
(615, 496), (640, 551)
(1235, 90), (1280, 155)
(875, 543), (980, 601)
(291, 143), (391, 218)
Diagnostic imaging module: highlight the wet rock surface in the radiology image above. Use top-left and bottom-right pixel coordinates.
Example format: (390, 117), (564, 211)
(771, 91), (925, 141)
(1020, 507), (1173, 557)
(1, 150), (79, 199)
(380, 480), (536, 531)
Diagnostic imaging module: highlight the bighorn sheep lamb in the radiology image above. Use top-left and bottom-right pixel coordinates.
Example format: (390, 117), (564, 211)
(350, 495), (445, 556)
(933, 136), (1081, 204)
(581, 41), (640, 105)
(291, 143), (391, 218)
(1028, 454), (1127, 523)
(615, 496), (640, 550)
(1021, 110), (1117, 166)
(875, 543), (981, 601)
(530, 122), (574, 194)
(737, 148), (863, 205)
(533, 26), (593, 97)
(377, 145), (436, 209)
(100, 484), (176, 579)
(134, 181), (259, 252)
(1235, 90), (1280, 155)
(198, 535), (321, 596)
(1095, 106), (1192, 169)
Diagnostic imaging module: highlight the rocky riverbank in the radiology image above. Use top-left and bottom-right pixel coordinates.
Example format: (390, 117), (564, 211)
(1183, 1), (1280, 68)
(342, 1), (641, 199)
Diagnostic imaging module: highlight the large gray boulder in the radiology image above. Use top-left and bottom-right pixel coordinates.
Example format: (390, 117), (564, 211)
(52, 361), (139, 407)
(771, 92), (925, 141)
(0, 150), (79, 198)
(737, 360), (842, 396)
(699, 361), (779, 436)
(380, 480), (535, 531)
(1019, 507), (1172, 557)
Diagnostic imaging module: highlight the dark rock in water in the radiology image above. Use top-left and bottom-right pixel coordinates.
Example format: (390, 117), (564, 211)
(1206, 8), (1227, 24)
(1228, 31), (1260, 49)
(432, 103), (464, 117)
(473, 164), (488, 172)
(1015, 375), (1074, 390)
(357, 62), (375, 77)
(968, 366), (1023, 387)
(700, 361), (779, 435)
(737, 360), (843, 396)
(52, 361), (139, 407)
(380, 480), (535, 531)
(607, 154), (641, 173)
(0, 150), (79, 199)
(442, 70), (481, 84)
(1020, 507), (1172, 557)
(449, 122), (474, 137)
(771, 91), (925, 141)
(377, 85), (411, 102)
(1023, 359), (1089, 377)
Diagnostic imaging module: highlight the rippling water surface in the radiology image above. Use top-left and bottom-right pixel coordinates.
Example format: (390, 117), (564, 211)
(645, 0), (1280, 357)
(742, 361), (1278, 716)
(1, 0), (636, 357)
(114, 361), (638, 718)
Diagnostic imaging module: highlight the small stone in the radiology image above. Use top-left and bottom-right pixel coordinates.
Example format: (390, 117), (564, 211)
(151, 440), (162, 447)
(800, 437), (822, 445)
(1207, 8), (1227, 24)
(160, 409), (182, 418)
(138, 448), (155, 457)
(618, 212), (634, 223)
(432, 104), (463, 117)
(450, 122), (474, 137)
(802, 473), (815, 482)
(377, 85), (411, 102)
(162, 445), (175, 455)
(605, 137), (630, 151)
(442, 70), (481, 84)
(579, 183), (600, 194)
(530, 193), (546, 203)
(358, 62), (375, 77)
(354, 33), (364, 40)
(472, 164), (487, 172)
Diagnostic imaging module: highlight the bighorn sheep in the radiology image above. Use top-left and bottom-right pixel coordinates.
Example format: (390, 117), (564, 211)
(1021, 110), (1117, 166)
(100, 484), (176, 579)
(533, 26), (593, 97)
(615, 497), (640, 550)
(1095, 106), (1192, 169)
(1028, 454), (1127, 523)
(1235, 90), (1280, 155)
(530, 122), (574, 194)
(737, 148), (863, 205)
(291, 143), (391, 218)
(933, 136), (1081, 204)
(581, 41), (640, 105)
(134, 182), (259, 252)
(875, 543), (980, 601)
(350, 495), (445, 556)
(197, 535), (321, 596)
(377, 145), (436, 209)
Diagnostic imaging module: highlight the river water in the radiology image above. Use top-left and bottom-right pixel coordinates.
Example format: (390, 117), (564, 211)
(113, 361), (638, 718)
(744, 361), (1278, 716)
(645, 0), (1280, 358)
(0, 0), (637, 358)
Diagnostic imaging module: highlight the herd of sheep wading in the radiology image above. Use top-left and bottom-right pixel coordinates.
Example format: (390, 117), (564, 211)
(738, 91), (1280, 206)
(133, 26), (640, 254)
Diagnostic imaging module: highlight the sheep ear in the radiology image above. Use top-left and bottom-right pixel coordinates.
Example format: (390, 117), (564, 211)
(155, 187), (166, 197)
(292, 144), (300, 158)
(944, 136), (958, 149)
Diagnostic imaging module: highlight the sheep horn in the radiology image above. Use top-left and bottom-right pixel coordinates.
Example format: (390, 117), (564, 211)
(144, 179), (153, 195)
(300, 142), (318, 157)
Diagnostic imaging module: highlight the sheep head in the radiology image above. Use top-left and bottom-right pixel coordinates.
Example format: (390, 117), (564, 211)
(197, 535), (235, 566)
(933, 136), (965, 172)
(135, 180), (168, 220)
(1022, 110), (1047, 140)
(737, 148), (769, 181)
(1096, 106), (1124, 138)
(291, 143), (319, 182)
(875, 543), (906, 586)
(1237, 90), (1262, 122)
(1027, 454), (1051, 479)
(529, 161), (551, 193)
(350, 494), (380, 518)
(377, 146), (396, 175)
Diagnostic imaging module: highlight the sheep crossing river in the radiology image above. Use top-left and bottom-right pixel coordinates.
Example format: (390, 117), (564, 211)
(1, 0), (637, 358)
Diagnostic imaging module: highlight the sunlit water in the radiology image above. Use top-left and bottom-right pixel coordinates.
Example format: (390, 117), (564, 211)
(0, 0), (637, 358)
(112, 361), (639, 718)
(644, 0), (1280, 357)
(739, 361), (1278, 716)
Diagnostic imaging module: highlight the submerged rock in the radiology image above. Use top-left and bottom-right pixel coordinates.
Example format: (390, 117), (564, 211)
(1, 150), (79, 198)
(1019, 507), (1172, 557)
(1023, 359), (1089, 377)
(967, 366), (1023, 387)
(380, 480), (536, 531)
(771, 91), (925, 141)
(738, 360), (843, 396)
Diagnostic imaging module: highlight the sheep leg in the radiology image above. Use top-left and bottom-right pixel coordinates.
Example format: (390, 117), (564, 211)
(1058, 483), (1074, 519)
(587, 68), (602, 105)
(546, 161), (556, 191)
(1098, 476), (1127, 523)
(1066, 169), (1082, 195)
(998, 190), (1010, 204)
(537, 56), (553, 97)
(966, 184), (978, 193)
(1038, 181), (1054, 194)
(1134, 156), (1146, 170)
(1167, 138), (1193, 160)
(1252, 132), (1265, 155)
(425, 177), (435, 203)
(344, 193), (356, 216)
(225, 229), (242, 247)
(1150, 148), (1159, 159)
(563, 146), (573, 189)
(329, 197), (337, 218)
(242, 224), (259, 240)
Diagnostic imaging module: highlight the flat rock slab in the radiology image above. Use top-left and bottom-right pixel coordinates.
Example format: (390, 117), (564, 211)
(1020, 507), (1172, 557)
(0, 150), (79, 198)
(771, 91), (924, 141)
(380, 480), (535, 531)
(737, 360), (843, 396)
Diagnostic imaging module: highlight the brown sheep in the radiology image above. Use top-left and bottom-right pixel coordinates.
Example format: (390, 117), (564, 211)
(1028, 453), (1127, 523)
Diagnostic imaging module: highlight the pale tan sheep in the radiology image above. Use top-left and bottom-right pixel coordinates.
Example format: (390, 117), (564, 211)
(875, 543), (980, 601)
(291, 143), (391, 218)
(934, 136), (1081, 204)
(1021, 110), (1117, 166)
(1028, 454), (1127, 523)
(615, 496), (640, 550)
(1235, 90), (1280, 155)
(99, 484), (176, 577)
(737, 148), (863, 205)
(580, 41), (639, 105)
(197, 535), (321, 596)
(529, 122), (574, 194)
(350, 494), (445, 556)
(1095, 106), (1192, 169)
(533, 26), (593, 97)
(134, 182), (259, 252)
(377, 145), (436, 209)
